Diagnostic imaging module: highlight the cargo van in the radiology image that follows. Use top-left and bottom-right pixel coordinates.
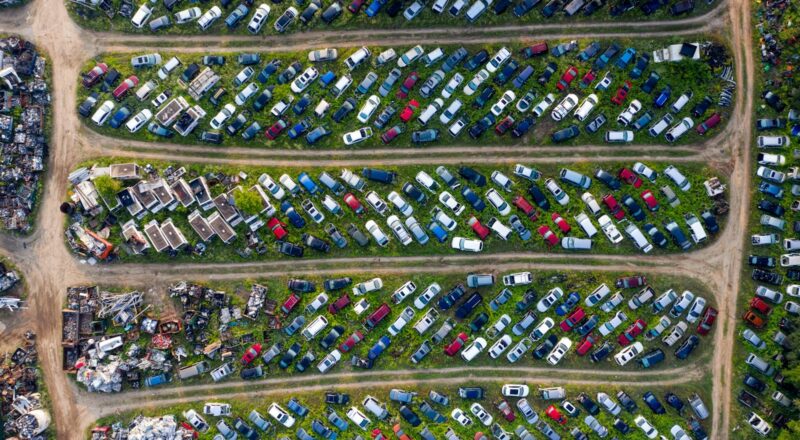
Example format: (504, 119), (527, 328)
(487, 217), (512, 240)
(135, 80), (157, 101)
(331, 75), (353, 98)
(178, 361), (210, 380)
(413, 308), (440, 334)
(574, 213), (598, 237)
(624, 223), (653, 253)
(302, 315), (329, 340)
(158, 57), (182, 80)
(745, 353), (775, 376)
(362, 396), (389, 420)
(564, 0), (586, 16)
(562, 237), (592, 250)
(344, 47), (371, 71)
(365, 303), (391, 329)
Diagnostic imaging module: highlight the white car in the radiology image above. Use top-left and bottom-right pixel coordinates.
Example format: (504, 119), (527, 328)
(461, 337), (487, 361)
(391, 281), (417, 304)
(634, 415), (658, 439)
(197, 6), (222, 30)
(365, 220), (389, 246)
(747, 412), (772, 436)
(617, 99), (642, 125)
(440, 99), (463, 124)
(451, 408), (473, 427)
(599, 311), (628, 336)
(488, 335), (512, 359)
(387, 215), (413, 246)
(664, 165), (691, 191)
(537, 288), (564, 312)
(347, 407), (371, 430)
(268, 403), (296, 428)
(258, 173), (285, 199)
(442, 73), (465, 98)
(308, 48), (338, 62)
(439, 191), (465, 215)
(235, 83), (259, 106)
(290, 67), (319, 93)
(210, 103), (236, 129)
(343, 127), (373, 145)
(491, 171), (513, 191)
(669, 290), (695, 318)
(787, 285), (800, 297)
(414, 283), (442, 309)
(501, 384), (530, 397)
(486, 47), (511, 73)
(433, 208), (457, 230)
(387, 191), (413, 216)
(581, 193), (602, 216)
(486, 189), (511, 215)
(596, 392), (621, 416)
(546, 337), (572, 365)
(503, 272), (532, 286)
(598, 215), (624, 243)
(203, 402), (232, 416)
(353, 277), (383, 295)
(514, 164), (540, 181)
(507, 339), (531, 363)
(544, 178), (570, 206)
(464, 69), (490, 95)
(175, 7), (202, 24)
(785, 301), (800, 315)
(131, 4), (153, 28)
(551, 94), (579, 121)
(491, 90), (516, 116)
(532, 93), (556, 117)
(685, 296), (707, 323)
(316, 349), (342, 373)
(663, 322), (688, 346)
(451, 236), (483, 252)
(573, 94), (598, 121)
(398, 45), (425, 67)
(614, 341), (644, 366)
(469, 402), (493, 426)
(91, 100), (115, 126)
(247, 4), (271, 33)
(125, 109), (152, 132)
(183, 409), (210, 433)
(357, 95), (381, 123)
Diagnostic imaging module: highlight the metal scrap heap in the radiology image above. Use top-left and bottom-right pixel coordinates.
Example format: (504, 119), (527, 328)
(91, 414), (195, 440)
(1, 331), (51, 440)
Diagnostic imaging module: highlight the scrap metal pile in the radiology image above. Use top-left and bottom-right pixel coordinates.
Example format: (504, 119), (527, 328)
(91, 414), (195, 440)
(1, 331), (51, 440)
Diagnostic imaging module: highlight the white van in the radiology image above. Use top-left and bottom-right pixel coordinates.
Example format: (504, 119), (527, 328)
(362, 396), (389, 420)
(375, 48), (397, 66)
(624, 223), (653, 253)
(670, 92), (692, 113)
(158, 57), (182, 80)
(197, 6), (222, 30)
(135, 80), (157, 101)
(314, 100), (330, 117)
(465, 0), (491, 23)
(574, 94), (598, 121)
(418, 99), (443, 125)
(331, 75), (353, 98)
(421, 47), (445, 66)
(487, 217), (512, 240)
(574, 213), (598, 237)
(131, 4), (153, 29)
(562, 237), (592, 250)
(757, 135), (790, 148)
(344, 47), (371, 71)
(648, 113), (674, 137)
(302, 315), (329, 340)
(685, 214), (707, 243)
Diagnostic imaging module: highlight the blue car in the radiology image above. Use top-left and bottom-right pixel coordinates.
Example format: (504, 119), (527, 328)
(288, 119), (311, 139)
(642, 392), (666, 414)
(327, 410), (349, 431)
(368, 336), (391, 360)
(654, 86), (672, 108)
(460, 187), (486, 211)
(144, 373), (170, 387)
(311, 419), (337, 440)
(293, 94), (312, 115)
(630, 54), (650, 79)
(365, 0), (387, 17)
(287, 398), (310, 417)
(281, 201), (307, 228)
(225, 4), (250, 28)
(427, 221), (448, 243)
(555, 292), (581, 316)
(320, 71), (336, 87)
(578, 42), (601, 61)
(108, 106), (131, 129)
(759, 181), (784, 198)
(297, 172), (320, 195)
(576, 315), (599, 336)
(615, 47), (636, 69)
(257, 60), (281, 83)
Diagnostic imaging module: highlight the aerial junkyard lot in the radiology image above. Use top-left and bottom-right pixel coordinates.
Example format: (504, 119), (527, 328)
(67, 0), (716, 35)
(63, 159), (727, 263)
(77, 39), (732, 150)
(63, 270), (716, 394)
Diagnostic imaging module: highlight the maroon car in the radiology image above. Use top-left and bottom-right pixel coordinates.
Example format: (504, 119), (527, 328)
(82, 63), (108, 88)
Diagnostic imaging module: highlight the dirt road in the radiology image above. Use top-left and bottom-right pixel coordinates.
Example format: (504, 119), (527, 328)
(0, 0), (753, 438)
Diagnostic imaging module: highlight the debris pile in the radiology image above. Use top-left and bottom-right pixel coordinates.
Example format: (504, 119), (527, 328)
(91, 414), (195, 440)
(1, 331), (51, 439)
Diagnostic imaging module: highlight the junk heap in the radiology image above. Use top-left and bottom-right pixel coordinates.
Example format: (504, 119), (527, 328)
(1, 331), (51, 440)
(90, 414), (195, 440)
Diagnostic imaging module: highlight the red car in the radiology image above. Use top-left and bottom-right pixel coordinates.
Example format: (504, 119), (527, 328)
(602, 194), (625, 220)
(697, 306), (718, 335)
(551, 212), (571, 233)
(545, 405), (567, 425)
(512, 195), (538, 221)
(495, 400), (516, 422)
(396, 73), (420, 99)
(343, 193), (364, 214)
(281, 293), (300, 315)
(538, 225), (558, 246)
(112, 75), (139, 101)
(611, 80), (632, 105)
(576, 333), (597, 356)
(328, 294), (351, 314)
(265, 118), (288, 140)
(580, 69), (596, 88)
(444, 332), (468, 356)
(615, 275), (646, 289)
(371, 428), (386, 440)
(696, 112), (721, 135)
(468, 216), (491, 240)
(640, 190), (659, 211)
(82, 62), (108, 88)
(556, 66), (578, 91)
(617, 318), (647, 346)
(381, 125), (402, 144)
(742, 310), (766, 329)
(559, 307), (586, 331)
(399, 100), (420, 122)
(241, 343), (262, 364)
(267, 217), (288, 240)
(347, 0), (365, 12)
(618, 168), (643, 188)
(495, 116), (515, 135)
(750, 297), (773, 315)
(339, 331), (365, 352)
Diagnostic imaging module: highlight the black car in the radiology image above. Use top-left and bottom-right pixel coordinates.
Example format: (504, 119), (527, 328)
(577, 393), (600, 416)
(612, 418), (631, 434)
(589, 342), (612, 362)
(458, 166), (487, 186)
(610, 0), (635, 15)
(641, 71), (661, 93)
(332, 98), (356, 123)
(399, 405), (421, 427)
(640, 0), (668, 15)
(242, 122), (261, 140)
(240, 366), (263, 380)
(78, 92), (99, 117)
(621, 195), (645, 221)
(299, 2), (320, 23)
(643, 223), (668, 248)
(669, 0), (694, 15)
(442, 47), (468, 73)
(295, 351), (316, 372)
(302, 233), (330, 252)
(278, 62), (303, 84)
(513, 0), (539, 16)
(464, 50), (489, 71)
(691, 96), (713, 118)
(323, 277), (352, 291)
(181, 63), (200, 83)
(763, 91), (785, 112)
(616, 390), (638, 413)
(700, 210), (719, 234)
(512, 117), (535, 137)
(276, 241), (304, 258)
(473, 86), (496, 108)
(642, 392), (666, 414)
(757, 199), (785, 217)
(403, 182), (428, 204)
(551, 125), (580, 142)
(325, 392), (350, 405)
(586, 114), (607, 133)
(540, 0), (562, 17)
(320, 326), (345, 349)
(257, 60), (281, 83)
(493, 60), (520, 85)
(293, 94), (312, 115)
(664, 392), (685, 412)
(537, 62), (558, 84)
(743, 374), (767, 392)
(515, 289), (537, 311)
(386, 0), (404, 17)
(288, 278), (316, 292)
(202, 55), (225, 66)
(751, 269), (783, 285)
(454, 292), (483, 319)
(234, 418), (258, 440)
(528, 185), (551, 210)
(469, 313), (489, 332)
(374, 105), (396, 129)
(199, 131), (222, 144)
(438, 284), (466, 310)
(279, 342), (302, 368)
(321, 2), (343, 24)
(786, 269), (800, 281)
(533, 335), (558, 359)
(226, 113), (248, 135)
(595, 169), (622, 191)
(748, 255), (776, 268)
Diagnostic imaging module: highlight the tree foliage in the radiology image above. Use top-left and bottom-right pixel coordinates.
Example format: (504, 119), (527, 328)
(93, 174), (122, 204)
(233, 188), (262, 217)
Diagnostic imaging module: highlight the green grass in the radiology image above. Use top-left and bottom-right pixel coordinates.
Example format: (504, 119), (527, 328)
(66, 158), (728, 263)
(73, 269), (717, 395)
(79, 37), (731, 150)
(89, 379), (714, 440)
(66, 0), (719, 36)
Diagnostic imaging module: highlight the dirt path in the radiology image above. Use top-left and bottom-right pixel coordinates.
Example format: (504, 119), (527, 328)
(0, 0), (753, 438)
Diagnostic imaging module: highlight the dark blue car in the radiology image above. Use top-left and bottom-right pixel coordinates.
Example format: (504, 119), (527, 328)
(365, 0), (387, 16)
(642, 392), (666, 414)
(297, 172), (320, 195)
(460, 187), (486, 211)
(555, 292), (581, 316)
(654, 86), (672, 108)
(281, 201), (306, 228)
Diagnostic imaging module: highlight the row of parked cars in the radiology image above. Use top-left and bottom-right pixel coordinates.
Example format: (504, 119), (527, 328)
(122, 0), (702, 34)
(79, 40), (720, 148)
(739, 100), (800, 436)
(173, 383), (710, 440)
